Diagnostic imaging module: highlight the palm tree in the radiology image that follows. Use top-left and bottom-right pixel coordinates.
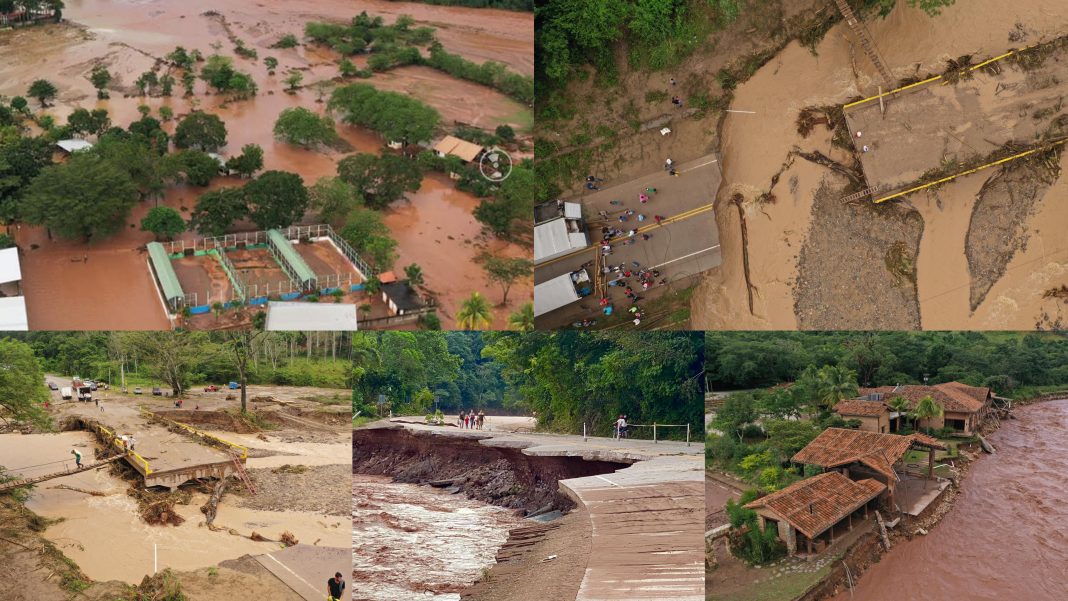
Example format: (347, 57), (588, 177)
(911, 395), (944, 434)
(816, 365), (859, 411)
(456, 292), (492, 330)
(507, 303), (534, 332)
(887, 396), (911, 432)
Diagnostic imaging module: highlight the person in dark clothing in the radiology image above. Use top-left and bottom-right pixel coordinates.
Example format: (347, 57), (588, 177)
(327, 572), (346, 600)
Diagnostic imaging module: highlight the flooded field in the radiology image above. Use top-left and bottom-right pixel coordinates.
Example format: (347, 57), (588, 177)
(1, 0), (532, 328)
(832, 399), (1068, 601)
(383, 175), (533, 325)
(353, 473), (524, 601)
(696, 0), (1068, 330)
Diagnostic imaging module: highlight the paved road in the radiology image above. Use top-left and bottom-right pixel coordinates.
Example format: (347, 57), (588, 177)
(366, 420), (705, 601)
(255, 545), (349, 601)
(535, 155), (722, 329)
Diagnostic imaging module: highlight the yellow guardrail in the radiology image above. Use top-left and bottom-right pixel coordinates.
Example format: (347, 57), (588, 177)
(844, 43), (1042, 111)
(97, 424), (152, 475)
(873, 138), (1068, 204)
(139, 405), (249, 460)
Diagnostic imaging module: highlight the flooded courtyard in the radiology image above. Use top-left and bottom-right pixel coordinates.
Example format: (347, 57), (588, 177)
(353, 473), (524, 601)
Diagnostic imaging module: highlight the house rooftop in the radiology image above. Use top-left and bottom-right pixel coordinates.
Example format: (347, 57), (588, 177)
(744, 472), (885, 540)
(381, 281), (423, 312)
(833, 399), (889, 417)
(56, 139), (93, 154)
(792, 428), (945, 480)
(265, 301), (357, 331)
(433, 135), (484, 162)
(859, 382), (989, 414)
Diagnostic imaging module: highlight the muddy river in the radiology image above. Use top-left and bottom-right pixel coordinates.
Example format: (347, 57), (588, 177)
(0, 431), (347, 584)
(832, 399), (1068, 601)
(1, 0), (532, 328)
(353, 473), (524, 601)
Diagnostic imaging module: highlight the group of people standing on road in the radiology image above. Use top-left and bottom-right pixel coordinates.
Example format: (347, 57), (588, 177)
(458, 410), (485, 430)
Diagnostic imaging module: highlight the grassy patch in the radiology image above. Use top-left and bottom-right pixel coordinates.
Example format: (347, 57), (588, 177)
(713, 559), (833, 601)
(352, 415), (374, 429)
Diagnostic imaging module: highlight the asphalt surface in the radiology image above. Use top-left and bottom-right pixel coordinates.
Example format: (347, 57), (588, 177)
(534, 155), (722, 329)
(367, 420), (705, 601)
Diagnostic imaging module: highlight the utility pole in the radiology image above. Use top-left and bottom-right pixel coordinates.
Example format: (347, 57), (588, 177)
(834, 0), (895, 87)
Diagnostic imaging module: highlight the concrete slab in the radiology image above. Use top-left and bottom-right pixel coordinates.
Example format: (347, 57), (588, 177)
(255, 545), (350, 601)
(897, 477), (951, 516)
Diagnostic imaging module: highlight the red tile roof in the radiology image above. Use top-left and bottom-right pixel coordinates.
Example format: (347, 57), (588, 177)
(744, 472), (886, 539)
(859, 382), (989, 414)
(791, 428), (946, 480)
(833, 399), (889, 417)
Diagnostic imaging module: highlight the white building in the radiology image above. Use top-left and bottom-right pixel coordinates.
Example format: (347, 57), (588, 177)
(0, 247), (28, 330)
(533, 201), (588, 264)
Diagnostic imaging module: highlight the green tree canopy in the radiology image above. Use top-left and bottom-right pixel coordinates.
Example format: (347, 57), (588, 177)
(477, 253), (531, 305)
(0, 338), (51, 428)
(328, 83), (440, 143)
(140, 206), (187, 241)
(336, 153), (423, 209)
(225, 143), (264, 179)
(191, 186), (248, 236)
(273, 107), (339, 148)
(244, 170), (308, 229)
(174, 111), (228, 151)
(308, 176), (362, 226)
(339, 207), (397, 269)
(22, 152), (138, 241)
(27, 79), (58, 107)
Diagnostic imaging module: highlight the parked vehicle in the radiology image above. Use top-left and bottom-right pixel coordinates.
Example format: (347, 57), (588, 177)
(204, 385), (219, 392)
(134, 387), (143, 395)
(228, 382), (243, 390)
(60, 386), (72, 400)
(48, 382), (58, 391)
(152, 387), (162, 396)
(88, 381), (98, 391)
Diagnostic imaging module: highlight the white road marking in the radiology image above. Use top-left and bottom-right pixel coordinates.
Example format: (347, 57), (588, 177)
(653, 245), (721, 269)
(263, 553), (320, 599)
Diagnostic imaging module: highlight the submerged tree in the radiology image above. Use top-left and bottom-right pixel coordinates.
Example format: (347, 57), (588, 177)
(174, 111), (228, 151)
(140, 206), (186, 241)
(27, 79), (58, 107)
(457, 292), (493, 330)
(244, 170), (308, 229)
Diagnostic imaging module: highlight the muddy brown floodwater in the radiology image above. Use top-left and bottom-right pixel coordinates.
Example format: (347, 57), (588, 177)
(1, 0), (532, 328)
(353, 473), (524, 601)
(832, 399), (1068, 601)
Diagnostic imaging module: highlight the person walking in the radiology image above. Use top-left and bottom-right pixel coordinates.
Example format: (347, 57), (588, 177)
(71, 449), (82, 469)
(327, 572), (346, 601)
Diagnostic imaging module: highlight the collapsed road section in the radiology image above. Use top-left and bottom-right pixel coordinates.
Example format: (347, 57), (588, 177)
(353, 419), (705, 601)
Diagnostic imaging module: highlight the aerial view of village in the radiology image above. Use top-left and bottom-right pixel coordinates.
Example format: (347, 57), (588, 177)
(0, 330), (354, 599)
(705, 331), (1068, 600)
(0, 0), (534, 332)
(534, 0), (1068, 330)
(353, 331), (704, 601)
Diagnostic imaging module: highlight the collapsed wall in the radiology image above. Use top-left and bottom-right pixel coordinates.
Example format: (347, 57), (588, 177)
(352, 426), (630, 513)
